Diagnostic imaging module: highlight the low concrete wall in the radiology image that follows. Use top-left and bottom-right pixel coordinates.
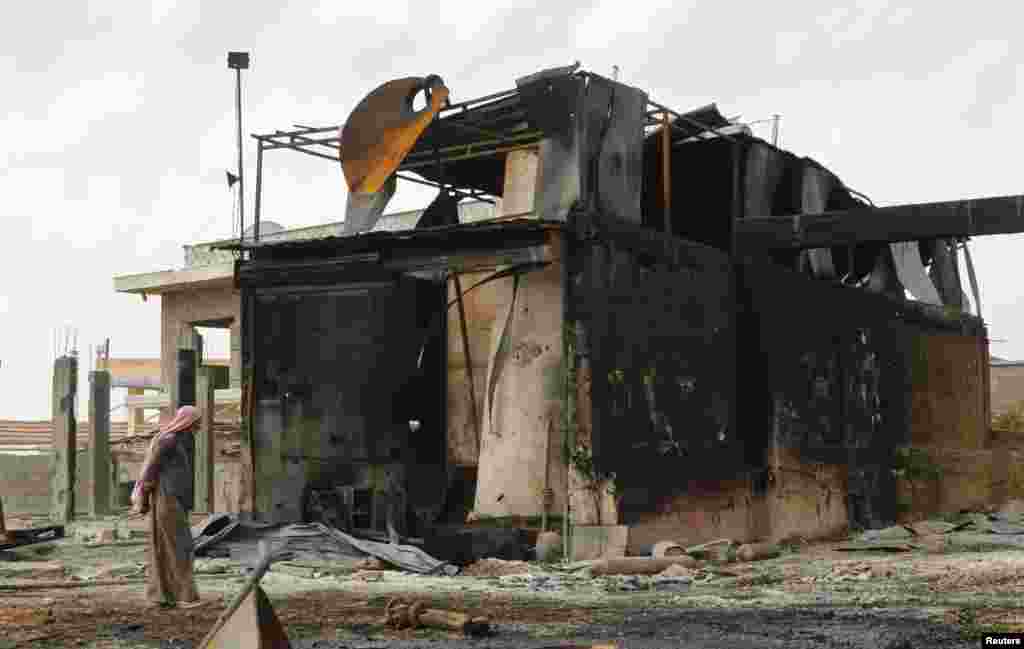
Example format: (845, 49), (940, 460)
(0, 450), (92, 515)
(2, 450), (246, 517)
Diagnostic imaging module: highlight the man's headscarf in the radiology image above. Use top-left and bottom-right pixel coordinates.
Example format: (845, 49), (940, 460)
(131, 405), (202, 507)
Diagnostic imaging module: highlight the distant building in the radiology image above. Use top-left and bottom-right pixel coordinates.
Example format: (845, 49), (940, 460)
(991, 356), (1024, 416)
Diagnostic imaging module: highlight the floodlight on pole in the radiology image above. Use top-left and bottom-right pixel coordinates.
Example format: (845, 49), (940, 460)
(228, 52), (250, 247)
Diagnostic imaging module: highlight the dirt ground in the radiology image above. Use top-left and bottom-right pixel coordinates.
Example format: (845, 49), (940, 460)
(2, 517), (1023, 648)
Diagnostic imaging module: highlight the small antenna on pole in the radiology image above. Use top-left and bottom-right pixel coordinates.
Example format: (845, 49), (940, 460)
(772, 114), (781, 147)
(612, 65), (620, 81)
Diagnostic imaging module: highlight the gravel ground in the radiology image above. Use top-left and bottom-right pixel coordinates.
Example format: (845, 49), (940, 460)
(1, 518), (1022, 648)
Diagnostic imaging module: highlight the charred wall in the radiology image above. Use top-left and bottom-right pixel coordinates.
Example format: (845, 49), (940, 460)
(744, 259), (986, 529)
(576, 237), (739, 520)
(575, 222), (988, 537)
(245, 277), (447, 526)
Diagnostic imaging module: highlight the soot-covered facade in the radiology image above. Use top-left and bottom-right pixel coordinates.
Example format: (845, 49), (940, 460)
(230, 66), (992, 551)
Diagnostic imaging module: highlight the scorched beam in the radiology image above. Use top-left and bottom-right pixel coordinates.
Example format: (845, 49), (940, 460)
(735, 193), (1024, 251)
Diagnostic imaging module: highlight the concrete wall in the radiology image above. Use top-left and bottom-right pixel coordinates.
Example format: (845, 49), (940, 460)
(908, 333), (988, 449)
(161, 286), (241, 392)
(991, 364), (1024, 416)
(472, 261), (567, 518)
(898, 332), (1005, 517)
(1, 450), (92, 515)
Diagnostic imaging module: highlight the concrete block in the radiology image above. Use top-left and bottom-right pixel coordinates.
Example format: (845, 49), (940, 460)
(570, 525), (628, 561)
(96, 528), (117, 544)
(535, 531), (562, 561)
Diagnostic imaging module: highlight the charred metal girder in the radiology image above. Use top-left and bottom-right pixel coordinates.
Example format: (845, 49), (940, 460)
(736, 194), (1024, 251)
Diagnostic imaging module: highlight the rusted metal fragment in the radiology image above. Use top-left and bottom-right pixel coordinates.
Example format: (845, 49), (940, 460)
(344, 174), (396, 234)
(385, 598), (491, 636)
(340, 76), (449, 195)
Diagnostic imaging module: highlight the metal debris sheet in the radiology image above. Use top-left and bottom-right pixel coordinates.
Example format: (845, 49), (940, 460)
(191, 515), (457, 575)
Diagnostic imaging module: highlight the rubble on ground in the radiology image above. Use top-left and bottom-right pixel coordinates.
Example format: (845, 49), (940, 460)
(461, 558), (535, 577)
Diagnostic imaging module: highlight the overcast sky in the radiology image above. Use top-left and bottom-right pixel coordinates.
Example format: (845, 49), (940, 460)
(2, 0), (1023, 420)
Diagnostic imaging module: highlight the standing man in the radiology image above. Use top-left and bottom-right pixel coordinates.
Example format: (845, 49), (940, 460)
(131, 405), (203, 609)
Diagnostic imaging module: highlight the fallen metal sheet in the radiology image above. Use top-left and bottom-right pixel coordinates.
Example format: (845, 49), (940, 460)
(192, 513), (241, 557)
(0, 525), (64, 551)
(191, 515), (457, 575)
(324, 526), (459, 576)
(889, 241), (941, 305)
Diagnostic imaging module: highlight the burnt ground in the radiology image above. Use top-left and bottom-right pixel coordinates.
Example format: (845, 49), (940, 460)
(1, 517), (1022, 648)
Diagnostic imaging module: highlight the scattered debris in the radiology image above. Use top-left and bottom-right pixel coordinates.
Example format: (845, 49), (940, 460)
(834, 541), (917, 553)
(651, 540), (686, 558)
(95, 528), (117, 544)
(652, 571), (693, 592)
(0, 561), (66, 580)
(905, 520), (957, 536)
(423, 526), (530, 566)
(0, 605), (54, 626)
(685, 538), (738, 561)
(86, 563), (145, 580)
(535, 530), (562, 562)
(384, 598), (491, 636)
(860, 526), (915, 542)
(498, 573), (572, 592)
(193, 558), (234, 575)
(190, 516), (458, 576)
(462, 558), (535, 577)
(591, 556), (697, 576)
(353, 557), (388, 571)
(736, 543), (781, 562)
(657, 563), (694, 578)
(0, 525), (64, 551)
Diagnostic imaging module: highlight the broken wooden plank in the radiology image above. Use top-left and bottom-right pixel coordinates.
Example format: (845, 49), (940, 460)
(736, 193), (1024, 251)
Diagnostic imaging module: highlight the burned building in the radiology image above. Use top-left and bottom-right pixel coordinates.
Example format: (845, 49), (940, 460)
(225, 65), (1020, 554)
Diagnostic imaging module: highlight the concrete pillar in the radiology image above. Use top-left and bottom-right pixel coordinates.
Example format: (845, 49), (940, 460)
(170, 328), (201, 412)
(195, 368), (216, 514)
(110, 456), (122, 508)
(50, 356), (78, 523)
(499, 149), (539, 219)
(175, 349), (198, 410)
(127, 388), (146, 434)
(230, 322), (242, 389)
(473, 262), (566, 517)
(88, 370), (112, 516)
